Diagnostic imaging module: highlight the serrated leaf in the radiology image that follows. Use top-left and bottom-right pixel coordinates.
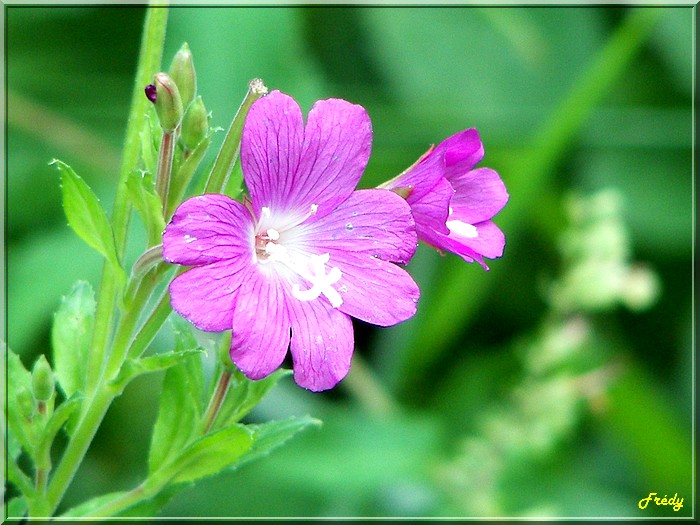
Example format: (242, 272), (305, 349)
(169, 425), (254, 484)
(213, 368), (291, 430)
(51, 280), (95, 398)
(53, 159), (126, 286)
(126, 169), (165, 246)
(148, 347), (204, 474)
(235, 415), (321, 470)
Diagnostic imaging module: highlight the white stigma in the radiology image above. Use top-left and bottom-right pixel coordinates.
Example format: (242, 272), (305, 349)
(255, 206), (343, 308)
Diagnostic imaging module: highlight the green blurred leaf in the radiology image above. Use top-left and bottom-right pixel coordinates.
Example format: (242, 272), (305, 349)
(126, 169), (165, 246)
(51, 280), (95, 399)
(212, 368), (291, 431)
(148, 329), (204, 475)
(53, 159), (126, 285)
(7, 497), (28, 519)
(169, 424), (254, 484)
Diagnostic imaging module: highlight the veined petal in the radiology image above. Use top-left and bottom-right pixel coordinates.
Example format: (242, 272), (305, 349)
(294, 98), (372, 218)
(230, 267), (291, 380)
(435, 128), (485, 180)
(287, 297), (354, 391)
(423, 219), (506, 270)
(449, 167), (509, 224)
(331, 251), (420, 326)
(169, 259), (250, 332)
(163, 194), (254, 266)
(299, 189), (418, 264)
(409, 176), (453, 237)
(241, 90), (304, 217)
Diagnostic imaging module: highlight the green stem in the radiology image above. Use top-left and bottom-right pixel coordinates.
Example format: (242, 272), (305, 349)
(201, 370), (233, 434)
(44, 10), (169, 512)
(155, 130), (176, 218)
(204, 79), (267, 194)
(84, 4), (168, 397)
(342, 353), (398, 417)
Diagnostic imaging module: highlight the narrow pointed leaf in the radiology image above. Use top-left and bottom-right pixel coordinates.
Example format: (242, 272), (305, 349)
(54, 160), (126, 285)
(51, 280), (95, 398)
(109, 347), (204, 394)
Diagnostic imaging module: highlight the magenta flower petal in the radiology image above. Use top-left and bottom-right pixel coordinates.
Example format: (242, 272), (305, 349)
(302, 189), (417, 264)
(169, 259), (250, 332)
(294, 98), (372, 217)
(163, 194), (254, 266)
(288, 297), (354, 391)
(435, 128), (484, 178)
(449, 167), (509, 224)
(409, 176), (453, 238)
(240, 91), (303, 219)
(330, 251), (420, 326)
(241, 91), (372, 221)
(229, 268), (291, 380)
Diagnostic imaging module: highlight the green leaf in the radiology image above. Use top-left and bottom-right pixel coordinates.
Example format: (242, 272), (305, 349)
(213, 368), (291, 430)
(126, 169), (165, 246)
(235, 415), (321, 470)
(139, 107), (161, 176)
(51, 280), (95, 398)
(169, 424), (254, 484)
(53, 159), (126, 286)
(147, 328), (204, 474)
(109, 347), (205, 394)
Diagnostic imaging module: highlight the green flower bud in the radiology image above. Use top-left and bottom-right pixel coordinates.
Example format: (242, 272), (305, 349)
(153, 72), (184, 133)
(169, 42), (197, 110)
(17, 386), (35, 420)
(31, 355), (55, 403)
(180, 96), (208, 152)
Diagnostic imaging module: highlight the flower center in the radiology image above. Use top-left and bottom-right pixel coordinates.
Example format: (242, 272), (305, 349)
(254, 206), (344, 308)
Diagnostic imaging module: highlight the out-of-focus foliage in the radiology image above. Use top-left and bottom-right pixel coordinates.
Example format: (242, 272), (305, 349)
(5, 6), (693, 518)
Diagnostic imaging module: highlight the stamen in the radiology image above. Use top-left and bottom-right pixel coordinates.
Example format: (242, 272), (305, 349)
(267, 228), (280, 240)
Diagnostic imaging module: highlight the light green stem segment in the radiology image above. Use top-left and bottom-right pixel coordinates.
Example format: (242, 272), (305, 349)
(42, 5), (169, 516)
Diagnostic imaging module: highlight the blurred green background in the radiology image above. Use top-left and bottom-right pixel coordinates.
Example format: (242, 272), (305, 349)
(5, 5), (694, 518)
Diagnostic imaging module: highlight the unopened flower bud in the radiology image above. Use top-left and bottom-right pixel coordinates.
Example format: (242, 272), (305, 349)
(180, 96), (208, 151)
(17, 386), (35, 420)
(31, 355), (55, 403)
(153, 72), (183, 133)
(168, 42), (197, 110)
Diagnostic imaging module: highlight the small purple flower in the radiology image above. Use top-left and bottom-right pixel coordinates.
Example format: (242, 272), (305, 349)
(384, 129), (509, 269)
(163, 90), (420, 391)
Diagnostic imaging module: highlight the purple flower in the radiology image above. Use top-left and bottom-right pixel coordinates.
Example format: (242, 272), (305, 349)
(163, 90), (420, 391)
(384, 129), (509, 269)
